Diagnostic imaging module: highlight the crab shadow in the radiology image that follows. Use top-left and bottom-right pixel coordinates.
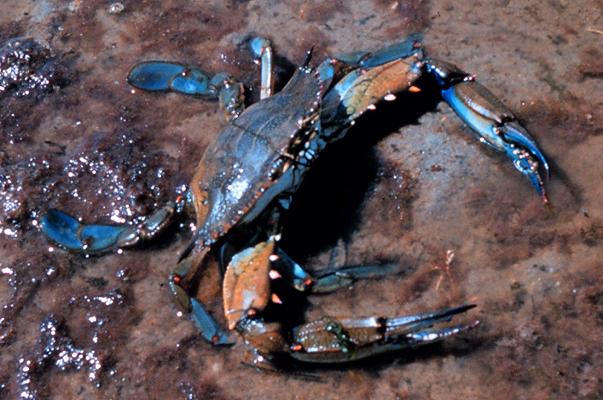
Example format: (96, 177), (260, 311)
(267, 75), (488, 368)
(280, 74), (441, 265)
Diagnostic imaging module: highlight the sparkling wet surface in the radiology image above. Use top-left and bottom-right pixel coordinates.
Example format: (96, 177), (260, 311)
(1, 1), (602, 399)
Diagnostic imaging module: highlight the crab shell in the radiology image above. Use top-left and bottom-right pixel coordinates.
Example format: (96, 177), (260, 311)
(186, 54), (422, 258)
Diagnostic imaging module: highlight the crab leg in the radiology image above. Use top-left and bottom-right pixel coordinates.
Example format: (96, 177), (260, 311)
(273, 248), (397, 293)
(165, 239), (276, 347)
(289, 304), (478, 363)
(215, 237), (393, 335)
(332, 33), (423, 68)
(249, 37), (274, 99)
(319, 38), (424, 140)
(127, 61), (245, 120)
(317, 36), (550, 202)
(166, 247), (236, 345)
(170, 238), (282, 346)
(127, 37), (275, 120)
(190, 297), (235, 345)
(310, 263), (399, 293)
(220, 239), (477, 363)
(424, 59), (550, 203)
(40, 203), (177, 253)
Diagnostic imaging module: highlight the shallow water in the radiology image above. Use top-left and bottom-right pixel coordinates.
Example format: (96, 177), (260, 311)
(1, 1), (602, 399)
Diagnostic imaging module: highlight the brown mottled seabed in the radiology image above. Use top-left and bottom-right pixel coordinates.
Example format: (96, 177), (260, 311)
(0, 1), (602, 399)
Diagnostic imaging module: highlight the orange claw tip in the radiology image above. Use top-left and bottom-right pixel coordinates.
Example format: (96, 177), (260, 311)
(303, 278), (314, 288)
(172, 275), (181, 284)
(290, 343), (303, 352)
(409, 85), (421, 93)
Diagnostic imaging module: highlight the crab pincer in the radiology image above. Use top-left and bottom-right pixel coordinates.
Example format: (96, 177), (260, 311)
(289, 305), (479, 363)
(425, 59), (550, 203)
(218, 238), (478, 366)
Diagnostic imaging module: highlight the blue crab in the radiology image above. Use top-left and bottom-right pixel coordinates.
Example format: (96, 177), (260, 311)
(41, 35), (549, 367)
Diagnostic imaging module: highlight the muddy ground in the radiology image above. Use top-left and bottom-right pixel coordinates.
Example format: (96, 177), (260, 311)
(0, 1), (602, 399)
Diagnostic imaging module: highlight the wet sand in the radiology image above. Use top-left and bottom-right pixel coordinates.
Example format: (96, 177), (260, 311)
(1, 1), (602, 399)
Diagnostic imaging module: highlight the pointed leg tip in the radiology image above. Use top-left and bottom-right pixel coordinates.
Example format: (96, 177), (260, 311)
(442, 303), (478, 318)
(212, 332), (237, 347)
(461, 303), (478, 311)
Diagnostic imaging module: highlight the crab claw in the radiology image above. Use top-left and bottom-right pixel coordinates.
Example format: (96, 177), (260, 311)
(289, 304), (478, 363)
(425, 59), (550, 203)
(499, 121), (550, 203)
(383, 304), (478, 346)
